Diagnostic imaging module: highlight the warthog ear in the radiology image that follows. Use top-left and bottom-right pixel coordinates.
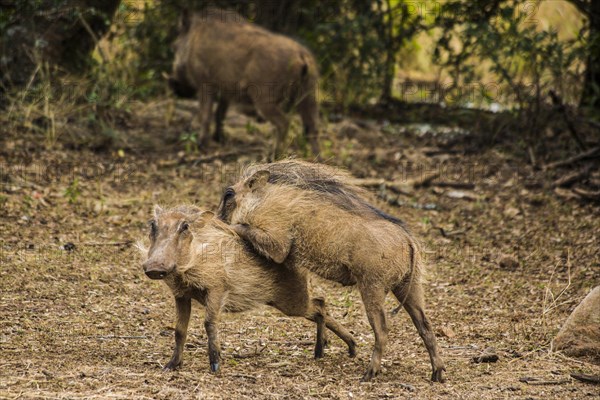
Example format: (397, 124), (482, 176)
(179, 9), (191, 33)
(246, 170), (270, 190)
(153, 205), (164, 218)
(192, 211), (215, 228)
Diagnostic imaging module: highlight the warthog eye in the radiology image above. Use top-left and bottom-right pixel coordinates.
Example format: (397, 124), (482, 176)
(179, 222), (189, 233)
(149, 220), (157, 238)
(223, 188), (235, 202)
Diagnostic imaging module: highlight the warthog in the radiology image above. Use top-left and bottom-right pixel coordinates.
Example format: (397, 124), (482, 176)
(218, 160), (446, 382)
(168, 8), (320, 158)
(140, 205), (356, 373)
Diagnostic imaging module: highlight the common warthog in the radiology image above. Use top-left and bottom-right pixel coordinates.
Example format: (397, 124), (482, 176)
(218, 160), (446, 382)
(140, 205), (356, 373)
(168, 8), (320, 158)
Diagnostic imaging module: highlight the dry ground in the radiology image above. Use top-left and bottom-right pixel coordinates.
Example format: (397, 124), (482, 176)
(1, 101), (599, 399)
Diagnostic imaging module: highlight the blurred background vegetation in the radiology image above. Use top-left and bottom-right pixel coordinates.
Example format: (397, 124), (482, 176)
(0, 0), (598, 151)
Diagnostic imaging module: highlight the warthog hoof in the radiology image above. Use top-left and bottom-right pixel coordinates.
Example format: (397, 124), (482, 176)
(361, 366), (381, 382)
(348, 344), (357, 358)
(431, 367), (446, 383)
(210, 362), (220, 373)
(163, 360), (181, 371)
(314, 346), (325, 359)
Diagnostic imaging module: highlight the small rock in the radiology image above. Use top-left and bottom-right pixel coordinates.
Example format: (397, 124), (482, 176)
(399, 383), (415, 392)
(437, 326), (456, 338)
(61, 242), (76, 252)
(446, 190), (479, 201)
(41, 370), (54, 379)
(503, 206), (520, 218)
(498, 254), (519, 271)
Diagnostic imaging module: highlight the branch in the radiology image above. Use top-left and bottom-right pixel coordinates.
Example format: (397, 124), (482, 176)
(570, 373), (600, 384)
(544, 146), (600, 170)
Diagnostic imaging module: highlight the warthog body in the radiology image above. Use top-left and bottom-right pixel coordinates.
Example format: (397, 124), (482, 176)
(218, 160), (445, 382)
(140, 205), (355, 373)
(168, 8), (320, 158)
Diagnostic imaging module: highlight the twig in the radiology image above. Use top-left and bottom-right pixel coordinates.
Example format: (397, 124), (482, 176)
(552, 166), (591, 188)
(572, 187), (600, 201)
(78, 14), (107, 64)
(432, 181), (475, 189)
(524, 379), (571, 386)
(413, 171), (441, 188)
(230, 373), (258, 382)
(81, 241), (133, 247)
(552, 350), (599, 367)
(377, 191), (437, 210)
(91, 335), (148, 340)
(544, 146), (600, 170)
(349, 178), (412, 196)
(349, 178), (387, 188)
(431, 226), (466, 238)
(570, 373), (600, 384)
(191, 147), (264, 167)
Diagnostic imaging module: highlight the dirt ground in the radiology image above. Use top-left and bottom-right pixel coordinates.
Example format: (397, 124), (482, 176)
(1, 101), (599, 399)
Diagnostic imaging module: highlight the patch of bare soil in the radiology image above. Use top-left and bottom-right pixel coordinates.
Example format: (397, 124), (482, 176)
(1, 102), (599, 399)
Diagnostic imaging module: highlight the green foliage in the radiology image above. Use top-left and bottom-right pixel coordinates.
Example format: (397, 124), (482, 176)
(299, 1), (425, 105)
(179, 131), (198, 153)
(64, 178), (81, 204)
(433, 1), (586, 109)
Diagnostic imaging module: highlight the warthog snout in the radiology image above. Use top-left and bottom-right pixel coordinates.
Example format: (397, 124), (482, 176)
(143, 261), (174, 280)
(167, 76), (196, 99)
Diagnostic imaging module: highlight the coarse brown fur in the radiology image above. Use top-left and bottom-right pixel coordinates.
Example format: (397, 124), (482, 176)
(168, 8), (320, 158)
(229, 160), (408, 229)
(139, 205), (356, 373)
(218, 160), (445, 382)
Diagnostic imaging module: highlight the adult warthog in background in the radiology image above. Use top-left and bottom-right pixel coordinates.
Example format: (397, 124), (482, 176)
(168, 8), (320, 158)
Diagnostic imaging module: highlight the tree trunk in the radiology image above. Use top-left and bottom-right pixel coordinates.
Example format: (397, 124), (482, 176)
(381, 51), (395, 103)
(580, 0), (600, 110)
(0, 0), (121, 88)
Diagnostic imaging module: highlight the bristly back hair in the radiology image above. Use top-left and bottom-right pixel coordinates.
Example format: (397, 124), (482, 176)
(242, 160), (409, 231)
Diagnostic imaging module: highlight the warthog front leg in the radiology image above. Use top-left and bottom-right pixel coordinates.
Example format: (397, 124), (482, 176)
(164, 296), (191, 371)
(196, 88), (215, 146)
(250, 101), (290, 160)
(214, 97), (229, 143)
(204, 291), (225, 373)
(232, 224), (291, 264)
(298, 94), (320, 157)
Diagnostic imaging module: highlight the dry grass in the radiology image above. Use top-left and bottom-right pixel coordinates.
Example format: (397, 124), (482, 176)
(1, 103), (599, 399)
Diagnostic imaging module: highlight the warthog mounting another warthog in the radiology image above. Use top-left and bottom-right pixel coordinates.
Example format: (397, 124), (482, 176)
(218, 160), (446, 382)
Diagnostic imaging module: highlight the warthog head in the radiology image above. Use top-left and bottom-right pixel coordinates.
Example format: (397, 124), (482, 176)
(142, 205), (213, 279)
(167, 10), (197, 99)
(218, 170), (270, 224)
